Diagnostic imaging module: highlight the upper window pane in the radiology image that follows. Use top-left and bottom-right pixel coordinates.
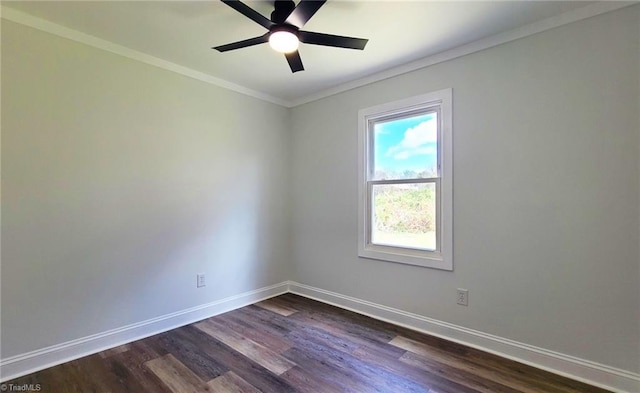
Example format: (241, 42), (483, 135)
(373, 111), (438, 180)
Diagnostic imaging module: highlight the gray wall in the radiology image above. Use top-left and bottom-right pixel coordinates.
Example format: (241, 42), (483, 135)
(1, 20), (292, 358)
(290, 6), (639, 372)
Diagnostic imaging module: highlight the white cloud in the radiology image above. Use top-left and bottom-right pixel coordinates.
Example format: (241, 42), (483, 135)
(386, 119), (437, 160)
(392, 146), (437, 160)
(374, 124), (388, 135)
(393, 151), (410, 160)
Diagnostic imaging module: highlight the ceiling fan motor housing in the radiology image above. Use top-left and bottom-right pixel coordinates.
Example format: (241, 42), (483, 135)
(271, 0), (296, 24)
(270, 23), (298, 36)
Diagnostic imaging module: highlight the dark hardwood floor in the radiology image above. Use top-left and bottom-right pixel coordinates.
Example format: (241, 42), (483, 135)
(4, 294), (611, 392)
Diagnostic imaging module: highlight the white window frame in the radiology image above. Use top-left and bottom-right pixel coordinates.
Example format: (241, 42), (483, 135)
(358, 89), (453, 271)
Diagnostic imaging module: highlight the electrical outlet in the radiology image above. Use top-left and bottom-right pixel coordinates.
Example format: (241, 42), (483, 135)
(456, 288), (468, 306)
(197, 274), (206, 288)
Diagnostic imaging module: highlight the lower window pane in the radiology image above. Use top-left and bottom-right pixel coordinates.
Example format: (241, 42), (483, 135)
(371, 183), (436, 251)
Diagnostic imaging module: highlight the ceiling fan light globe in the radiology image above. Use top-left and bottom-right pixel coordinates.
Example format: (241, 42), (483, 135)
(269, 31), (299, 53)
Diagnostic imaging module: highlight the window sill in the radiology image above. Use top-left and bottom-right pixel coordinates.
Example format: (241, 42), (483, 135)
(358, 244), (453, 271)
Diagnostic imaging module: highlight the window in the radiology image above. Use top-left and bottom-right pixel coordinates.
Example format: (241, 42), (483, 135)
(358, 89), (453, 270)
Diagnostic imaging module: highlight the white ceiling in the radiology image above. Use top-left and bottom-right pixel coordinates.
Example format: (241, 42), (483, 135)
(2, 1), (617, 105)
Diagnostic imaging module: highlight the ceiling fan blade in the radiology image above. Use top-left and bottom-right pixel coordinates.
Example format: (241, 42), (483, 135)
(285, 0), (326, 29)
(285, 51), (304, 73)
(221, 0), (274, 30)
(213, 34), (269, 52)
(299, 30), (368, 50)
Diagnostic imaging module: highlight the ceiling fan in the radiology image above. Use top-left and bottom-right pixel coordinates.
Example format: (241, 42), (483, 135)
(213, 0), (369, 73)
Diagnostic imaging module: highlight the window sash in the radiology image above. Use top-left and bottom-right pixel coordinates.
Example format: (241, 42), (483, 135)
(367, 107), (442, 181)
(366, 178), (441, 253)
(365, 107), (442, 255)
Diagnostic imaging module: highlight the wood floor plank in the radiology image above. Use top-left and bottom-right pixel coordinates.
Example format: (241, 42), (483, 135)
(206, 371), (261, 393)
(390, 335), (609, 393)
(283, 334), (432, 393)
(287, 309), (407, 360)
(282, 346), (391, 393)
(391, 335), (558, 393)
(99, 343), (131, 358)
(44, 353), (146, 393)
(349, 344), (481, 393)
(213, 310), (293, 353)
(255, 297), (299, 316)
(195, 318), (296, 375)
(279, 366), (346, 393)
(235, 304), (295, 337)
(280, 294), (402, 342)
(144, 354), (210, 393)
(459, 345), (610, 393)
(151, 327), (228, 381)
(399, 351), (522, 393)
(292, 306), (397, 345)
(7, 360), (86, 393)
(111, 342), (174, 393)
(180, 325), (299, 393)
(32, 352), (151, 393)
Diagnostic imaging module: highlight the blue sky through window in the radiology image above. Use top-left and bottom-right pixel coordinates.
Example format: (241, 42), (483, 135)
(373, 112), (437, 179)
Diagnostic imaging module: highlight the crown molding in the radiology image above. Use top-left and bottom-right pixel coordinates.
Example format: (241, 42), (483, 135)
(1, 2), (637, 109)
(0, 6), (292, 108)
(289, 1), (638, 107)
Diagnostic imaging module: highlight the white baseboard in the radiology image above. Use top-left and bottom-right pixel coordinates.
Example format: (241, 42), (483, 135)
(287, 281), (640, 393)
(3, 280), (638, 392)
(0, 281), (289, 382)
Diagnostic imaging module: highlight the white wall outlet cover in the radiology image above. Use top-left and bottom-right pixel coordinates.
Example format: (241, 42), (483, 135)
(197, 274), (206, 288)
